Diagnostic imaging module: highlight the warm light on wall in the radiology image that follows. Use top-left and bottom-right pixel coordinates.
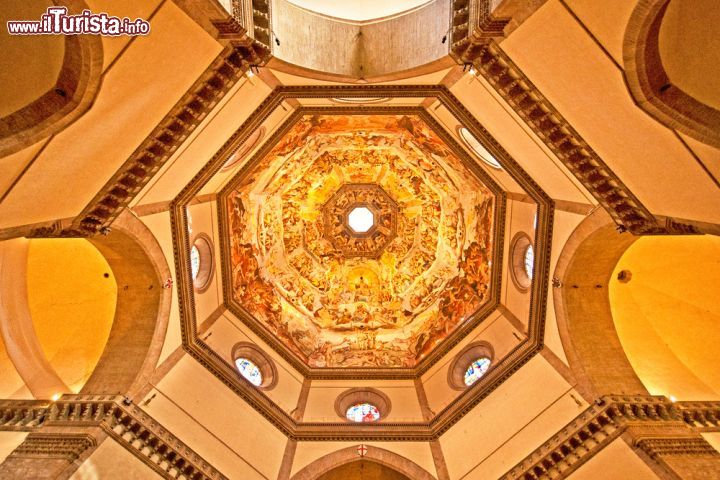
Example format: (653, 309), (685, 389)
(51, 393), (61, 402)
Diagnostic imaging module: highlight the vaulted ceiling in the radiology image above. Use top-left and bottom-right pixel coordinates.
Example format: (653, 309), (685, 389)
(1, 0), (719, 478)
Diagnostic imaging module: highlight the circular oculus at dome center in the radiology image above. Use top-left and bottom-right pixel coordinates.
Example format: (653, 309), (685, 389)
(224, 114), (497, 369)
(347, 206), (374, 233)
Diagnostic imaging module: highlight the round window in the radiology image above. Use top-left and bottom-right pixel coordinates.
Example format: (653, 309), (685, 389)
(221, 127), (266, 171)
(464, 357), (492, 386)
(190, 244), (200, 280)
(231, 342), (278, 390)
(448, 342), (495, 390)
(510, 233), (534, 292)
(335, 388), (391, 422)
(346, 403), (381, 423)
(524, 244), (535, 280)
(190, 234), (214, 292)
(235, 357), (263, 386)
(458, 127), (502, 169)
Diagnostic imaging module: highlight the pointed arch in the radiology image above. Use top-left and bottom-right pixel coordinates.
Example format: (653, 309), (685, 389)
(290, 445), (437, 480)
(623, 0), (720, 148)
(0, 0), (103, 158)
(80, 210), (172, 396)
(552, 208), (647, 400)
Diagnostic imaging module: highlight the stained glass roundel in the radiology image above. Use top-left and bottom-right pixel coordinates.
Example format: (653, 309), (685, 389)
(464, 357), (491, 386)
(346, 403), (380, 422)
(524, 244), (535, 280)
(235, 357), (262, 386)
(190, 245), (200, 280)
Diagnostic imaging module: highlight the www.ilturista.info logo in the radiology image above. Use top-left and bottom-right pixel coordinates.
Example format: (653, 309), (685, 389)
(7, 7), (150, 36)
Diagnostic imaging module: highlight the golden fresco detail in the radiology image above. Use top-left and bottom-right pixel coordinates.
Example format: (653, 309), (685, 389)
(227, 115), (494, 368)
(322, 183), (398, 258)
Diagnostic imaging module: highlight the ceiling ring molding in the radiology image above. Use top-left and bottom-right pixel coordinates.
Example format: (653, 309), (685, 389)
(169, 84), (555, 440)
(216, 105), (509, 379)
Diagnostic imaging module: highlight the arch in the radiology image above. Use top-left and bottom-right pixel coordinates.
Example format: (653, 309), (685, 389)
(80, 210), (172, 397)
(0, 0), (103, 158)
(0, 210), (170, 399)
(552, 208), (647, 400)
(623, 0), (720, 148)
(316, 460), (410, 480)
(290, 445), (436, 480)
(0, 237), (69, 399)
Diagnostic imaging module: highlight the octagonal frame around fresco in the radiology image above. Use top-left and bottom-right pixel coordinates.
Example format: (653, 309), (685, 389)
(217, 106), (505, 377)
(322, 183), (399, 259)
(170, 85), (554, 438)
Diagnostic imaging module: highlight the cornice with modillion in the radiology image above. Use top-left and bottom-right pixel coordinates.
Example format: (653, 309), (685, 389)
(170, 85), (554, 440)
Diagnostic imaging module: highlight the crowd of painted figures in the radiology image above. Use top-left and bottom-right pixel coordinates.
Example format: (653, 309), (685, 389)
(226, 115), (494, 368)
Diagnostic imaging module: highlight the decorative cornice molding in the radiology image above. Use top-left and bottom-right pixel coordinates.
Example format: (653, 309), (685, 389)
(451, 36), (699, 235)
(2, 396), (719, 459)
(500, 396), (720, 479)
(0, 397), (228, 480)
(168, 84), (554, 439)
(28, 36), (270, 239)
(10, 433), (96, 461)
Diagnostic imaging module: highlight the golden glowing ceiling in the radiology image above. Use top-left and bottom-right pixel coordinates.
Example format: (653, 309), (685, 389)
(224, 114), (496, 368)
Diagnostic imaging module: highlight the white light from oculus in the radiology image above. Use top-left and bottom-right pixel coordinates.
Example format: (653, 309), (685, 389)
(347, 207), (374, 233)
(524, 244), (534, 280)
(458, 127), (502, 169)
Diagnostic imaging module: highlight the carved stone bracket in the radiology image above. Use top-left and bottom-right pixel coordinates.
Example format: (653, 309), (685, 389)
(449, 18), (702, 236)
(32, 34), (270, 239)
(10, 433), (96, 461)
(457, 42), (668, 235)
(450, 0), (510, 56)
(500, 396), (720, 479)
(0, 400), (48, 431)
(635, 436), (720, 459)
(0, 396), (228, 480)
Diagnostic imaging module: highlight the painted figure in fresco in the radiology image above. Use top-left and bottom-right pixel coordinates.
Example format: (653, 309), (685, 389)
(227, 115), (496, 368)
